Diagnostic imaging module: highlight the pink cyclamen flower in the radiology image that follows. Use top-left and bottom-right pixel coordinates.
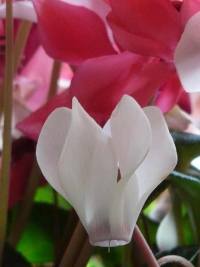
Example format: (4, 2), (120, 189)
(36, 95), (177, 247)
(107, 0), (200, 93)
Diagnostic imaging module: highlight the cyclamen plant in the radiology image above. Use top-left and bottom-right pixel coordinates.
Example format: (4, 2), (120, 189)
(0, 0), (200, 267)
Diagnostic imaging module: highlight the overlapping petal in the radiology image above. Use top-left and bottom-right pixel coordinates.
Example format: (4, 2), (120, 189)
(62, 0), (111, 38)
(17, 90), (72, 141)
(58, 98), (118, 242)
(17, 52), (175, 141)
(155, 73), (183, 113)
(36, 108), (72, 199)
(70, 52), (175, 123)
(135, 107), (177, 205)
(109, 173), (139, 246)
(174, 12), (200, 93)
(180, 0), (200, 25)
(107, 0), (183, 60)
(110, 95), (151, 178)
(31, 0), (116, 64)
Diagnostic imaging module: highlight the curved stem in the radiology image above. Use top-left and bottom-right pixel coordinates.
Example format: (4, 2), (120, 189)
(58, 221), (88, 267)
(133, 225), (159, 267)
(158, 255), (195, 267)
(0, 0), (13, 265)
(74, 238), (92, 267)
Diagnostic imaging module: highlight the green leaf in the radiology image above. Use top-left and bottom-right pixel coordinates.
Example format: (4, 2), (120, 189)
(170, 171), (200, 199)
(171, 131), (200, 172)
(143, 180), (170, 209)
(17, 203), (69, 264)
(87, 256), (105, 267)
(34, 185), (72, 210)
(171, 131), (200, 146)
(95, 246), (123, 267)
(170, 171), (200, 242)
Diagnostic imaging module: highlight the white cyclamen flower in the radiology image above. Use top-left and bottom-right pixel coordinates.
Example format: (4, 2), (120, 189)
(36, 95), (177, 247)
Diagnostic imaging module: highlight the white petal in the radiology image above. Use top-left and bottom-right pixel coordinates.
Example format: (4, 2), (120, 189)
(0, 2), (37, 22)
(58, 98), (118, 244)
(36, 108), (72, 199)
(135, 107), (177, 209)
(103, 119), (111, 137)
(174, 12), (200, 93)
(109, 173), (139, 247)
(156, 208), (178, 251)
(110, 95), (151, 179)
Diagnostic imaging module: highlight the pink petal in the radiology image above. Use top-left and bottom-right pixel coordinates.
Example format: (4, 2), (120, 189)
(17, 52), (175, 141)
(17, 90), (72, 141)
(107, 0), (183, 60)
(62, 0), (112, 40)
(20, 46), (54, 111)
(180, 0), (200, 26)
(174, 12), (200, 93)
(177, 90), (191, 113)
(22, 25), (41, 67)
(70, 52), (175, 124)
(155, 73), (183, 113)
(31, 0), (116, 64)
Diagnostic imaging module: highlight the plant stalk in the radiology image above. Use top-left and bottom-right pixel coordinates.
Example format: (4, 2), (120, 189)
(58, 221), (88, 267)
(0, 0), (13, 264)
(158, 255), (195, 267)
(133, 225), (159, 267)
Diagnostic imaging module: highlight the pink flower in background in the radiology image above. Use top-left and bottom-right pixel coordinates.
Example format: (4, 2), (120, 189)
(107, 0), (200, 94)
(17, 52), (175, 140)
(0, 0), (196, 143)
(31, 0), (116, 64)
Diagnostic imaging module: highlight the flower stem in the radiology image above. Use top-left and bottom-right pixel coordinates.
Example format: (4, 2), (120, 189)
(58, 221), (88, 267)
(74, 238), (92, 267)
(47, 60), (61, 100)
(158, 255), (195, 267)
(0, 0), (13, 264)
(0, 20), (31, 116)
(133, 225), (159, 267)
(14, 20), (32, 73)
